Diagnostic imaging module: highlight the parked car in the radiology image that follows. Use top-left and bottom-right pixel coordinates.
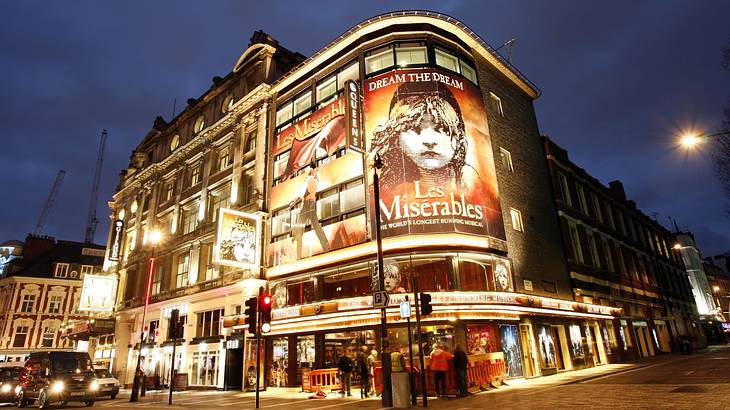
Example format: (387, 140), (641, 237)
(93, 368), (119, 399)
(0, 363), (23, 404)
(16, 351), (98, 408)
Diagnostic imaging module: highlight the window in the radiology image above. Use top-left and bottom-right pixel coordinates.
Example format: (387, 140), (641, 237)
(293, 92), (312, 118)
(217, 146), (231, 171)
(587, 232), (601, 268)
(557, 172), (571, 206)
(221, 95), (234, 113)
(317, 188), (340, 221)
(276, 102), (293, 128)
(203, 244), (220, 281)
(164, 180), (175, 202)
(148, 320), (159, 343)
(591, 193), (603, 223)
(365, 46), (395, 74)
(80, 265), (93, 276)
(337, 63), (359, 91)
(273, 151), (290, 181)
(13, 326), (29, 348)
(245, 132), (256, 153)
(176, 254), (190, 288)
(434, 47), (459, 72)
(208, 191), (230, 222)
(576, 185), (589, 215)
(316, 76), (337, 106)
(510, 208), (524, 232)
(152, 264), (163, 295)
(395, 43), (427, 66)
(189, 164), (200, 186)
(602, 238), (615, 271)
(41, 324), (56, 347)
(241, 175), (254, 205)
(569, 223), (583, 263)
(170, 134), (180, 152)
(272, 207), (297, 238)
(196, 309), (223, 338)
(193, 115), (205, 134)
(489, 93), (504, 117)
(500, 147), (513, 172)
(48, 295), (63, 314)
(182, 204), (199, 235)
(20, 294), (35, 313)
(340, 179), (365, 214)
(459, 60), (478, 83)
(54, 263), (69, 278)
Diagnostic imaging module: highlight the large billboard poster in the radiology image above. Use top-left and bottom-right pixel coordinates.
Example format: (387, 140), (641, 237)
(268, 96), (367, 266)
(215, 208), (261, 269)
(364, 68), (505, 240)
(79, 274), (118, 312)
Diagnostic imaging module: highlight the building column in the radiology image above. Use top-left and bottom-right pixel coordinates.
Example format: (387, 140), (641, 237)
(230, 121), (247, 205)
(253, 103), (268, 208)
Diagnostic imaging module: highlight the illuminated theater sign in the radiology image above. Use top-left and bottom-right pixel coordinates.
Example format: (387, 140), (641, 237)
(79, 274), (118, 312)
(215, 208), (261, 269)
(365, 68), (505, 241)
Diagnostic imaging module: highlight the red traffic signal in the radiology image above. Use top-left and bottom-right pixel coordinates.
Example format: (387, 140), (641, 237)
(260, 293), (272, 333)
(260, 294), (272, 309)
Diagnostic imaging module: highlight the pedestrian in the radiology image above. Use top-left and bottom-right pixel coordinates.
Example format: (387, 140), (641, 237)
(337, 354), (354, 397)
(390, 344), (406, 373)
(357, 348), (370, 398)
(430, 344), (453, 398)
(452, 345), (469, 397)
(367, 349), (378, 396)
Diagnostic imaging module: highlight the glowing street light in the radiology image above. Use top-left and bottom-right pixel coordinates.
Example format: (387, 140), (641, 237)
(678, 130), (730, 149)
(148, 229), (163, 245)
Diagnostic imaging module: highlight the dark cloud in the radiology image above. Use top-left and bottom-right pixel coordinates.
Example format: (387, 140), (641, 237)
(0, 0), (728, 257)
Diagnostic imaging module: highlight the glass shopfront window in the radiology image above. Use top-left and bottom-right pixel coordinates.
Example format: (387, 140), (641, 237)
(323, 265), (371, 300)
(191, 350), (220, 386)
(271, 338), (288, 387)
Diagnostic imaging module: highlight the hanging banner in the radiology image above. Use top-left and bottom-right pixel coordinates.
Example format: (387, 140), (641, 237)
(364, 68), (505, 241)
(215, 208), (261, 269)
(344, 80), (363, 152)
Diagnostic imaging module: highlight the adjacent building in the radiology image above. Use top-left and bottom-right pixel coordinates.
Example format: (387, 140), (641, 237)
(0, 234), (105, 363)
(543, 138), (700, 360)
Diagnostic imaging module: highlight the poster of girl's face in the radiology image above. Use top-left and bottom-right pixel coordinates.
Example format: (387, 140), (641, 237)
(364, 68), (505, 241)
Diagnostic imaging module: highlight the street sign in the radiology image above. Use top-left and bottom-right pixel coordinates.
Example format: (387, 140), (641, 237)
(399, 301), (411, 318)
(373, 290), (390, 308)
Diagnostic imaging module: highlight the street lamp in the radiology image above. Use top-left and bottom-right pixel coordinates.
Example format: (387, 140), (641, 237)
(130, 228), (162, 403)
(678, 130), (730, 149)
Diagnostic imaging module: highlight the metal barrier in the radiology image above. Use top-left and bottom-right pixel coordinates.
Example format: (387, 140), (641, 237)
(307, 368), (340, 393)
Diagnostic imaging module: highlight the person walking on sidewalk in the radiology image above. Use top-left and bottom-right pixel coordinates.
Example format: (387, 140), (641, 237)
(357, 348), (370, 398)
(338, 354), (354, 397)
(367, 349), (378, 396)
(453, 345), (469, 397)
(430, 344), (453, 397)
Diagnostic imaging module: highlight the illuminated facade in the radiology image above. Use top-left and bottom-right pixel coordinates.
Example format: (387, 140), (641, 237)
(0, 234), (105, 363)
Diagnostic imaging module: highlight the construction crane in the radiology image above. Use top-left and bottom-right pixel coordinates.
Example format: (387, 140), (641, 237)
(84, 129), (108, 244)
(34, 169), (66, 234)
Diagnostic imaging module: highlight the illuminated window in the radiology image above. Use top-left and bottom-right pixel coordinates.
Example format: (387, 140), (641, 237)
(221, 94), (234, 113)
(20, 294), (35, 313)
(170, 134), (180, 152)
(500, 148), (513, 172)
(337, 62), (359, 91)
(54, 263), (69, 278)
(203, 244), (220, 281)
(189, 164), (200, 186)
(293, 92), (312, 117)
(316, 76), (337, 106)
(176, 254), (190, 288)
(80, 265), (93, 276)
(489, 93), (504, 117)
(365, 46), (394, 74)
(41, 324), (56, 347)
(340, 179), (365, 214)
(164, 180), (175, 202)
(509, 208), (524, 232)
(459, 59), (477, 84)
(317, 188), (340, 221)
(48, 295), (63, 314)
(245, 131), (256, 153)
(194, 115), (206, 134)
(273, 151), (290, 181)
(242, 174), (254, 205)
(568, 223), (583, 263)
(218, 146), (231, 171)
(276, 102), (293, 128)
(152, 264), (163, 295)
(207, 190), (230, 222)
(395, 43), (427, 66)
(271, 207), (296, 238)
(435, 48), (459, 72)
(182, 204), (198, 235)
(148, 320), (159, 343)
(13, 326), (29, 348)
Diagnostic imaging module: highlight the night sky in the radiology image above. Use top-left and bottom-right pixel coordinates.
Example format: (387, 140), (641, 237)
(1, 1), (729, 257)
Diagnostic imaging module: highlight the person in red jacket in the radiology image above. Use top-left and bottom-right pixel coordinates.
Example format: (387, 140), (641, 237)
(429, 344), (453, 397)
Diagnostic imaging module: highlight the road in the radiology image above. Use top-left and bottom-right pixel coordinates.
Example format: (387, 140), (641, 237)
(6, 346), (730, 409)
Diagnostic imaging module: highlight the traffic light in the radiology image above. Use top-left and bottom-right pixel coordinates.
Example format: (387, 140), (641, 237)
(259, 293), (272, 333)
(420, 292), (433, 315)
(244, 297), (258, 334)
(168, 308), (184, 339)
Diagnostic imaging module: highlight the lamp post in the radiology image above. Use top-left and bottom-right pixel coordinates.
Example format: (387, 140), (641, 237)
(130, 229), (162, 403)
(372, 154), (392, 408)
(679, 130), (730, 149)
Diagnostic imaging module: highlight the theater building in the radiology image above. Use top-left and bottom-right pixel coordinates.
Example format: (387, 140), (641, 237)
(543, 138), (700, 360)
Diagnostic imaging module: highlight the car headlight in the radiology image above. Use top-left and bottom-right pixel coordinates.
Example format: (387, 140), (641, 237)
(90, 380), (99, 391)
(1, 384), (11, 393)
(14, 385), (20, 395)
(51, 381), (64, 393)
